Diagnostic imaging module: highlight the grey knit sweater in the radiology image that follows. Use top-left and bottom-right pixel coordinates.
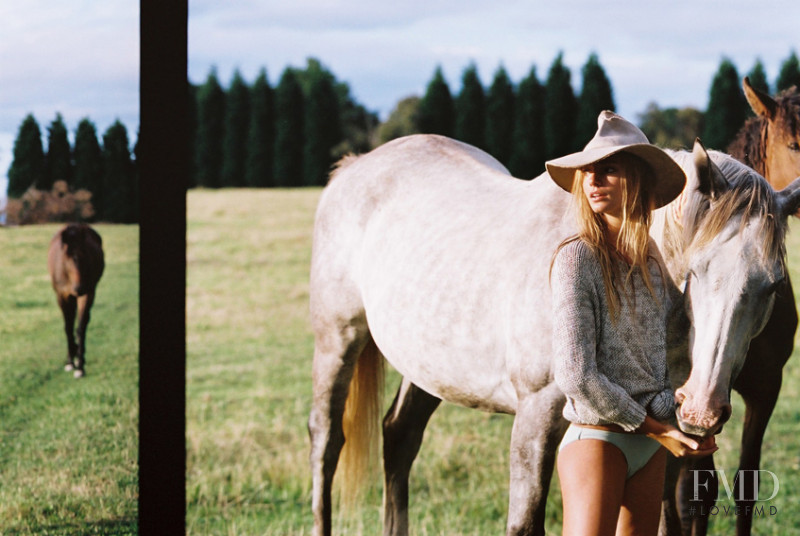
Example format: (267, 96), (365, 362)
(551, 239), (677, 432)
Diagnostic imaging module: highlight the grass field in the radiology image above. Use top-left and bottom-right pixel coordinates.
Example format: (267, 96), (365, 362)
(186, 188), (800, 535)
(0, 223), (139, 535)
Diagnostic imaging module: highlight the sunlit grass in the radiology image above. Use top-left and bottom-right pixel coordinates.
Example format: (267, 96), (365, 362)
(0, 223), (138, 535)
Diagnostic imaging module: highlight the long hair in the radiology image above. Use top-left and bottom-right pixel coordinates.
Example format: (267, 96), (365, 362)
(554, 152), (659, 320)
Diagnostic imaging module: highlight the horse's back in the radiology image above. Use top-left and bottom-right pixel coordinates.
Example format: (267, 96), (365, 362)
(311, 135), (571, 412)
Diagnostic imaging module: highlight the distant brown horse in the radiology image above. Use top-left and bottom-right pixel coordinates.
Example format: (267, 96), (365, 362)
(48, 224), (104, 378)
(671, 79), (800, 536)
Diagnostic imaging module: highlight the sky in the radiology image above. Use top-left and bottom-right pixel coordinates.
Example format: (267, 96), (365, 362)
(2, 0), (799, 204)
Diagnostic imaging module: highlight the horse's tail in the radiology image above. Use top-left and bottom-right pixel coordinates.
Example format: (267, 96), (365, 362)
(338, 337), (384, 507)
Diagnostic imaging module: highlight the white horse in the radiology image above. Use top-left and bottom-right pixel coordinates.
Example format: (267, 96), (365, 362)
(308, 134), (800, 536)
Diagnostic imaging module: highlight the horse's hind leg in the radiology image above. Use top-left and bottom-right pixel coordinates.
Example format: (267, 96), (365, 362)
(58, 294), (78, 371)
(72, 292), (95, 378)
(308, 322), (370, 536)
(382, 377), (441, 536)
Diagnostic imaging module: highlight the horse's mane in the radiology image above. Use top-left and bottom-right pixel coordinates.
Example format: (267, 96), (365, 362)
(665, 150), (786, 276)
(329, 154), (360, 182)
(727, 86), (800, 175)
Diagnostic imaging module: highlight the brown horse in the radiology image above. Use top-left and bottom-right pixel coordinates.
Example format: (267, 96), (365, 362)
(728, 76), (800, 192)
(47, 224), (105, 378)
(670, 79), (800, 536)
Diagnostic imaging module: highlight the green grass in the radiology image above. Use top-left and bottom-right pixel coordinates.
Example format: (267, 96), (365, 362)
(0, 223), (139, 535)
(186, 188), (800, 535)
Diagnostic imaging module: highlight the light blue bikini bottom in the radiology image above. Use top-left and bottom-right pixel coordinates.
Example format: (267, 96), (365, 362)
(559, 424), (662, 480)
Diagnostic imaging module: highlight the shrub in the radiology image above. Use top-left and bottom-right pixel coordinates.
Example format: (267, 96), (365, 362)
(4, 181), (95, 225)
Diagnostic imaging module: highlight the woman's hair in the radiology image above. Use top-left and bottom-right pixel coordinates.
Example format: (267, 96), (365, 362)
(554, 152), (659, 320)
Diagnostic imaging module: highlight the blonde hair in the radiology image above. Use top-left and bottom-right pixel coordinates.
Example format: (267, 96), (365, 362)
(554, 152), (659, 320)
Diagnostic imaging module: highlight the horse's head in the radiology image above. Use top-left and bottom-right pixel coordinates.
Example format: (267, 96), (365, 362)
(670, 140), (800, 438)
(743, 77), (800, 195)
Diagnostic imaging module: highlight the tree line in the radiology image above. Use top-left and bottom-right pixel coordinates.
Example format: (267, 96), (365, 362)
(6, 50), (800, 223)
(6, 114), (138, 224)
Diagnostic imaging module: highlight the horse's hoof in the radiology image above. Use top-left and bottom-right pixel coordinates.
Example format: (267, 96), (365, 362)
(64, 363), (75, 372)
(73, 369), (85, 379)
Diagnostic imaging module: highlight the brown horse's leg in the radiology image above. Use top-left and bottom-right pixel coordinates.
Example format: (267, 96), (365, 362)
(733, 365), (783, 536)
(73, 292), (95, 378)
(308, 326), (369, 536)
(58, 294), (78, 370)
(659, 453), (685, 536)
(382, 378), (440, 536)
(676, 454), (717, 536)
(731, 283), (795, 536)
(506, 383), (567, 536)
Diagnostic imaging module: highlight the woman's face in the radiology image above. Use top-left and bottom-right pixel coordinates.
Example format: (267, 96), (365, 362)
(581, 156), (626, 221)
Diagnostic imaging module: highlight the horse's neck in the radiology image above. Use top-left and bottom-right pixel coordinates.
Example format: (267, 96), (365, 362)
(730, 118), (768, 176)
(653, 188), (689, 287)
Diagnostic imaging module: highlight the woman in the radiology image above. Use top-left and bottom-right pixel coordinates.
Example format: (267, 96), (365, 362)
(547, 111), (718, 535)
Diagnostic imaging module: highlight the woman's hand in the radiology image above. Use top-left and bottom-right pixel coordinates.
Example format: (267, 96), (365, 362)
(636, 416), (719, 458)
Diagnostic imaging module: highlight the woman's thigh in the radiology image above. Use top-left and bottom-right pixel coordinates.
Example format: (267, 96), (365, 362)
(617, 447), (666, 536)
(558, 438), (628, 536)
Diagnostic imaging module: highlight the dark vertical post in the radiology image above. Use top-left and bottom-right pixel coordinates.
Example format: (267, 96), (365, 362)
(139, 2), (187, 533)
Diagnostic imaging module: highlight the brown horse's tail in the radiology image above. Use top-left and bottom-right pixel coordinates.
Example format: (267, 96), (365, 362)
(338, 337), (384, 508)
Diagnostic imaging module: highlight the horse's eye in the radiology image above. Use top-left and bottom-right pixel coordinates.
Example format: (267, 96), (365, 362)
(789, 142), (800, 152)
(768, 276), (786, 294)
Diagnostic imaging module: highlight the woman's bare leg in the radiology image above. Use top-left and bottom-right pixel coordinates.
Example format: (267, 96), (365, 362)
(616, 448), (666, 536)
(558, 439), (628, 536)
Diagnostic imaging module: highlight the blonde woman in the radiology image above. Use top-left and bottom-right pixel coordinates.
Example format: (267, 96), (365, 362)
(547, 112), (718, 535)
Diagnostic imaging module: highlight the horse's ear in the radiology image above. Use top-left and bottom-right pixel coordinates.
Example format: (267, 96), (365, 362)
(743, 77), (777, 121)
(693, 138), (729, 199)
(777, 176), (800, 219)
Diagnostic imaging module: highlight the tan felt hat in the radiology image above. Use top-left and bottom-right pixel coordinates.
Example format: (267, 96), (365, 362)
(545, 111), (686, 208)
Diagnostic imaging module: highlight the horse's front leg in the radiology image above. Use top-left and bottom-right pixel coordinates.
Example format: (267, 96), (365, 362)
(733, 369), (783, 536)
(659, 453), (684, 536)
(506, 383), (566, 536)
(58, 294), (78, 371)
(677, 454), (717, 536)
(382, 378), (441, 536)
(72, 292), (95, 378)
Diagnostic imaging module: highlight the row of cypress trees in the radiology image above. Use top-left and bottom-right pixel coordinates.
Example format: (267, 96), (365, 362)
(190, 58), (378, 189)
(408, 52), (614, 179)
(6, 114), (138, 223)
(6, 50), (799, 220)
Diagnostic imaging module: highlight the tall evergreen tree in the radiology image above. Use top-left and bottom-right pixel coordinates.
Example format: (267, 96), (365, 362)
(73, 118), (104, 213)
(485, 65), (515, 166)
(747, 59), (770, 95)
(43, 113), (72, 190)
(7, 114), (44, 198)
(510, 67), (546, 178)
(417, 66), (455, 137)
(702, 58), (746, 150)
(304, 65), (342, 186)
(574, 53), (615, 148)
(195, 68), (226, 188)
(274, 68), (305, 187)
(221, 69), (250, 187)
(245, 69), (275, 187)
(776, 50), (800, 92)
(455, 64), (486, 149)
(544, 52), (578, 160)
(101, 120), (137, 223)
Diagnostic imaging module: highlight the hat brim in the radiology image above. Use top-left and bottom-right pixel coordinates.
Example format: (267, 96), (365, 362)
(545, 144), (686, 209)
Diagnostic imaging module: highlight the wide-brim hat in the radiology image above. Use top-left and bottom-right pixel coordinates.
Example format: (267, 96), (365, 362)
(545, 111), (686, 208)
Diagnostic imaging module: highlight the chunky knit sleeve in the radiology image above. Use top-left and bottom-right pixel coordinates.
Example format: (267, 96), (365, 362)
(551, 242), (647, 431)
